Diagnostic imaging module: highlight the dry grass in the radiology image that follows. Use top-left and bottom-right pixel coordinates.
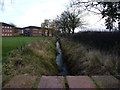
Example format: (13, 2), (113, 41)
(61, 38), (120, 76)
(3, 37), (58, 86)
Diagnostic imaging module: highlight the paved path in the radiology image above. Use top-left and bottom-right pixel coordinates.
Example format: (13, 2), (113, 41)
(3, 75), (120, 89)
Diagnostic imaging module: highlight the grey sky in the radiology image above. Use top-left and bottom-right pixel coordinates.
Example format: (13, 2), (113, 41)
(0, 0), (106, 31)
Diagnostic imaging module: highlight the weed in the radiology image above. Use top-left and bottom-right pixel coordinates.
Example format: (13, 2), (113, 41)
(61, 38), (119, 76)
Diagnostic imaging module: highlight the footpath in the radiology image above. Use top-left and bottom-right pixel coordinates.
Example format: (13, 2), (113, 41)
(3, 75), (120, 89)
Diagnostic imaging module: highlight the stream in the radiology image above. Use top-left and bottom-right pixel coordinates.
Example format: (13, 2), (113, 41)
(56, 40), (68, 76)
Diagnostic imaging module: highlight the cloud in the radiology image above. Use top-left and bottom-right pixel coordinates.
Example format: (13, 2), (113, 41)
(0, 0), (106, 30)
(16, 1), (69, 27)
(0, 0), (70, 27)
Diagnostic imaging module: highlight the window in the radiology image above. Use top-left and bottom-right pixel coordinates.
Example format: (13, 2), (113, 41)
(2, 26), (4, 28)
(25, 28), (29, 30)
(2, 34), (4, 36)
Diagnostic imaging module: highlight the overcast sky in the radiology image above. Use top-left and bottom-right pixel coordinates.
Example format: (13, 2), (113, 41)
(0, 0), (106, 30)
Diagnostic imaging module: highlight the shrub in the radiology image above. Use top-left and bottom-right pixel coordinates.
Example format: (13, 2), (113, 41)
(61, 38), (119, 76)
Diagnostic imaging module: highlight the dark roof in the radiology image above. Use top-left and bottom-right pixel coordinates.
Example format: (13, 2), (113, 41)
(23, 26), (41, 29)
(15, 27), (23, 29)
(1, 22), (15, 27)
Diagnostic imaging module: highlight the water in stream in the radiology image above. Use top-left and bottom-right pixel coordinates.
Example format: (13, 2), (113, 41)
(56, 41), (68, 76)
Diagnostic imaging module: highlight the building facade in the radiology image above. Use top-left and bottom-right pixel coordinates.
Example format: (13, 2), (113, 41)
(23, 26), (53, 37)
(0, 22), (14, 37)
(0, 22), (53, 37)
(14, 28), (23, 36)
(23, 26), (42, 36)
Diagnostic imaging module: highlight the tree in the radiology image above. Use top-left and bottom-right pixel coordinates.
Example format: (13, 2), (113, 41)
(41, 19), (50, 28)
(99, 2), (120, 31)
(71, 0), (120, 31)
(57, 10), (84, 34)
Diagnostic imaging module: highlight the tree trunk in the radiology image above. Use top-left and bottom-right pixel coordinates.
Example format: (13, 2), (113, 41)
(72, 28), (75, 34)
(118, 21), (120, 31)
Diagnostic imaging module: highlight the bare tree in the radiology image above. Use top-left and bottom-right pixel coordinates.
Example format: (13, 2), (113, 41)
(71, 0), (120, 31)
(57, 10), (85, 34)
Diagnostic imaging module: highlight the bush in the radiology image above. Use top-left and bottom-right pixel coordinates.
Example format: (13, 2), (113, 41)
(61, 38), (119, 76)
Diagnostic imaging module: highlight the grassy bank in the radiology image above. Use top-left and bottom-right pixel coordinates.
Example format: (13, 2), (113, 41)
(3, 37), (58, 86)
(2, 37), (45, 58)
(61, 38), (120, 76)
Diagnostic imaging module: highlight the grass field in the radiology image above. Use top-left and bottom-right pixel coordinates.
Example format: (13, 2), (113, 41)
(2, 37), (45, 58)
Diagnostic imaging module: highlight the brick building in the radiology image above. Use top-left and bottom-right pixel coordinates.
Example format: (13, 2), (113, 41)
(14, 27), (23, 36)
(43, 28), (53, 36)
(23, 26), (43, 36)
(0, 22), (14, 37)
(23, 26), (53, 37)
(0, 22), (53, 37)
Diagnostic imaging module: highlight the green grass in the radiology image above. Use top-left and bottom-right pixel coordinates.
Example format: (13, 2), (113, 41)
(2, 37), (58, 86)
(2, 37), (45, 58)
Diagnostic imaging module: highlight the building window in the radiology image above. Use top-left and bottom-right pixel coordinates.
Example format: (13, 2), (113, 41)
(2, 34), (4, 36)
(2, 26), (4, 28)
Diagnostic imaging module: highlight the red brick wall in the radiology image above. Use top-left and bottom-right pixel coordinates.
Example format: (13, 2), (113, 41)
(0, 23), (2, 37)
(2, 25), (14, 37)
(14, 29), (23, 36)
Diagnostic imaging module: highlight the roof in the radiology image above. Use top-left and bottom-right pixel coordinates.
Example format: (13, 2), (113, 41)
(23, 26), (41, 29)
(15, 27), (24, 29)
(0, 22), (15, 27)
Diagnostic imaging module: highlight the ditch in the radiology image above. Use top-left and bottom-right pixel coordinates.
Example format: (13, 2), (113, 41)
(56, 39), (68, 76)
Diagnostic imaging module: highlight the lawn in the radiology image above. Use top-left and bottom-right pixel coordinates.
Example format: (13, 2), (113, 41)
(2, 37), (45, 58)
